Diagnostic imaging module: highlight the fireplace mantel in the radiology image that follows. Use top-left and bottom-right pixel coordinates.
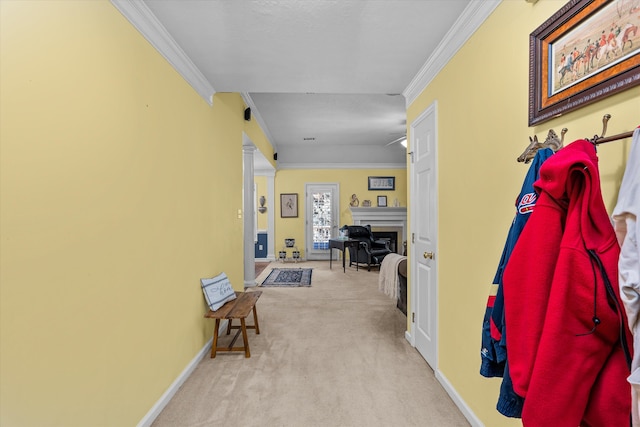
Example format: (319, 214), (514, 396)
(350, 207), (407, 221)
(349, 207), (407, 249)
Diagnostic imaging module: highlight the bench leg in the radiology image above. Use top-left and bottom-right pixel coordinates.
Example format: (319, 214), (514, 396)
(252, 305), (260, 335)
(240, 318), (250, 358)
(211, 319), (220, 358)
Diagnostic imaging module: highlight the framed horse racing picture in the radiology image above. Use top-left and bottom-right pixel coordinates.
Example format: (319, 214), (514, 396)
(529, 0), (640, 126)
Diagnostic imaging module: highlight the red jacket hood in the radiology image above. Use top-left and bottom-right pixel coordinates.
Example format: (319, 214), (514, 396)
(534, 139), (615, 250)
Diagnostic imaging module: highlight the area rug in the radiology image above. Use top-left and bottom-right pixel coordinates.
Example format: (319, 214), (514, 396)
(261, 268), (312, 287)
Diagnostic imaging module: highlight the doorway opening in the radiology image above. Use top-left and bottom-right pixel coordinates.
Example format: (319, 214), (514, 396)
(305, 183), (339, 260)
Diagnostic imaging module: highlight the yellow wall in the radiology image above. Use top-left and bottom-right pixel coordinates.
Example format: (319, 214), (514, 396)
(246, 113), (274, 235)
(254, 175), (269, 231)
(3, 1), (636, 426)
(0, 1), (252, 425)
(407, 0), (639, 425)
(275, 168), (407, 257)
(245, 115), (276, 170)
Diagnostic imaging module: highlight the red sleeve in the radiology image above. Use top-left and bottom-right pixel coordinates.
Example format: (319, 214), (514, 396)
(502, 196), (565, 397)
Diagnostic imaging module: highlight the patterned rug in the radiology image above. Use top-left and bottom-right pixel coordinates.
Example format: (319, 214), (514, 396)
(261, 268), (312, 287)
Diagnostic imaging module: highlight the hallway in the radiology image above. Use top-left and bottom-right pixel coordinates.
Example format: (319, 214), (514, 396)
(152, 261), (469, 426)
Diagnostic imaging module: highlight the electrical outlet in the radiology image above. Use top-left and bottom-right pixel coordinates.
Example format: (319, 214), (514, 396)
(259, 245), (263, 250)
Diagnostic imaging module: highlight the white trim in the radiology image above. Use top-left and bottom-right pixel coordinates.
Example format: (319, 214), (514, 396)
(405, 330), (414, 346)
(254, 169), (276, 177)
(136, 321), (228, 427)
(350, 207), (407, 249)
(243, 143), (257, 288)
(403, 0), (501, 106)
(277, 162), (406, 170)
(409, 100), (439, 369)
(435, 370), (485, 427)
(110, 0), (216, 106)
(305, 183), (340, 260)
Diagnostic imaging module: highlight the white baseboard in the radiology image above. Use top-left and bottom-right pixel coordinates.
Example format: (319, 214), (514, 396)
(404, 330), (482, 427)
(137, 320), (228, 427)
(405, 330), (414, 345)
(435, 370), (484, 427)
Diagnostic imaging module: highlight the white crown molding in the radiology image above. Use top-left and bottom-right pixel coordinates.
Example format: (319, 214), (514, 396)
(110, 0), (216, 106)
(277, 162), (407, 170)
(403, 0), (502, 107)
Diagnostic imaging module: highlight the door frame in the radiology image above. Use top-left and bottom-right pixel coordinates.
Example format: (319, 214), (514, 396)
(407, 101), (438, 369)
(304, 182), (340, 260)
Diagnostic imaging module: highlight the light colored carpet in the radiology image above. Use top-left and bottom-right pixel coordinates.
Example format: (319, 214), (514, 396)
(152, 261), (469, 427)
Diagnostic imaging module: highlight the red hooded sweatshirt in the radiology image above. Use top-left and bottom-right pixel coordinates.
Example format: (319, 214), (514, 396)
(503, 140), (632, 426)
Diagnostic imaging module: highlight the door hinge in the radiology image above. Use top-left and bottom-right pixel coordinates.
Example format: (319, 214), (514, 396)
(412, 233), (415, 244)
(408, 151), (415, 163)
(412, 312), (415, 323)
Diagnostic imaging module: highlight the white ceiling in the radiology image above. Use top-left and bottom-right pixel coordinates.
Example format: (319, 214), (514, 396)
(120, 0), (493, 169)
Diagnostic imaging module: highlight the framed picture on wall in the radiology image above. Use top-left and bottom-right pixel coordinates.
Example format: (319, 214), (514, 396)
(368, 176), (395, 190)
(377, 196), (387, 207)
(528, 0), (640, 126)
(280, 193), (298, 218)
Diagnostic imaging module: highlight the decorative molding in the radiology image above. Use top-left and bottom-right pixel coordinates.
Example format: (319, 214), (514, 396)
(277, 162), (407, 170)
(435, 370), (485, 427)
(110, 0), (216, 106)
(254, 169), (276, 177)
(403, 0), (502, 106)
(350, 207), (407, 218)
(350, 207), (408, 249)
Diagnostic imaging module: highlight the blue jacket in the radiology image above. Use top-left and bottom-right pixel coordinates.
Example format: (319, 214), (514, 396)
(480, 147), (553, 417)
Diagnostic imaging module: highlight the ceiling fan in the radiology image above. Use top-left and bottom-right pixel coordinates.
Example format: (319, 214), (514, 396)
(385, 134), (407, 147)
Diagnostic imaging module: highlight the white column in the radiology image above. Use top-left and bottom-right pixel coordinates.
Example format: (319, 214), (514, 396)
(243, 145), (256, 287)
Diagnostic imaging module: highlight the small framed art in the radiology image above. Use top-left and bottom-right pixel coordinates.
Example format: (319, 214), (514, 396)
(368, 176), (395, 191)
(280, 193), (298, 218)
(377, 196), (388, 207)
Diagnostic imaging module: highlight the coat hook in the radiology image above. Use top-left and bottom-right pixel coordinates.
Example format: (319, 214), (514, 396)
(559, 127), (568, 145)
(591, 114), (611, 143)
(517, 127), (567, 163)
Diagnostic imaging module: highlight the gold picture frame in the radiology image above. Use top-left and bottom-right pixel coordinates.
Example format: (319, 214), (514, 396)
(529, 0), (640, 126)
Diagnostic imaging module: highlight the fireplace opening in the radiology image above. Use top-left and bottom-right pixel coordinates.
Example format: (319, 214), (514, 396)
(372, 231), (400, 254)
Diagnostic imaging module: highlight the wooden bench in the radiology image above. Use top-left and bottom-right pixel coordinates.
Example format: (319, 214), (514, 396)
(204, 290), (262, 358)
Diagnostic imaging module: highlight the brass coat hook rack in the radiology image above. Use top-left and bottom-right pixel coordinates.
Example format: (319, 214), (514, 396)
(590, 114), (634, 145)
(517, 128), (567, 163)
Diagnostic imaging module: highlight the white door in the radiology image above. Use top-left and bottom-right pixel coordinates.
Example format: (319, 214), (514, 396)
(305, 183), (340, 260)
(410, 102), (438, 369)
